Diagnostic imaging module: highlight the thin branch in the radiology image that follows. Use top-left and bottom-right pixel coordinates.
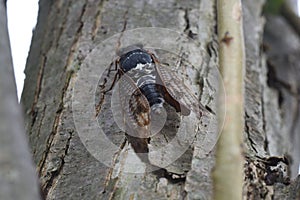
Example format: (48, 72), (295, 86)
(213, 0), (245, 199)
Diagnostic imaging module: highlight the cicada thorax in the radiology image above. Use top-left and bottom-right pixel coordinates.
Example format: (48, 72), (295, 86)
(119, 49), (165, 115)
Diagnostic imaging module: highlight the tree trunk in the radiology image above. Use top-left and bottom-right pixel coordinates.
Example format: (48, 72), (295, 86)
(21, 0), (300, 199)
(0, 1), (40, 200)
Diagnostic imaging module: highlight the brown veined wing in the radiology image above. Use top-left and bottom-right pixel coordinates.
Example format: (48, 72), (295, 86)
(116, 69), (151, 139)
(154, 59), (207, 120)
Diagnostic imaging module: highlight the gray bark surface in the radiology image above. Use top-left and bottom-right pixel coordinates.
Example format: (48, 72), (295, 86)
(264, 14), (300, 199)
(21, 0), (300, 199)
(0, 1), (40, 200)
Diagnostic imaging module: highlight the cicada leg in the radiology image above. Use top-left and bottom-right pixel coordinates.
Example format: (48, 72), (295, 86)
(95, 61), (122, 117)
(102, 60), (123, 94)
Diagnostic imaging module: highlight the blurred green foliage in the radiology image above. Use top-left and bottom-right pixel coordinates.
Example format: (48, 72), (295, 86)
(263, 0), (284, 14)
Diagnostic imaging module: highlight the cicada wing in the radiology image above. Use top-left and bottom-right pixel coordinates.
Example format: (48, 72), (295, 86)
(154, 62), (207, 119)
(117, 70), (151, 138)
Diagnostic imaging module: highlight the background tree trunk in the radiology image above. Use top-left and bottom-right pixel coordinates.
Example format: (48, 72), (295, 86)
(21, 0), (300, 199)
(0, 1), (40, 200)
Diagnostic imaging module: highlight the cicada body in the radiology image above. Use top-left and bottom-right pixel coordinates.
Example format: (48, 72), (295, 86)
(109, 45), (207, 182)
(116, 46), (206, 126)
(119, 48), (165, 109)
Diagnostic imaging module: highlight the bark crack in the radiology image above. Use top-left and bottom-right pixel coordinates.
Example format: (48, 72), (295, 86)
(38, 69), (75, 197)
(92, 0), (107, 40)
(182, 8), (197, 38)
(42, 130), (73, 199)
(245, 112), (258, 154)
(261, 87), (268, 152)
(31, 55), (47, 117)
(95, 61), (117, 116)
(183, 8), (190, 33)
(55, 1), (72, 49)
(116, 10), (128, 51)
(37, 106), (47, 138)
(64, 1), (87, 70)
(102, 138), (127, 195)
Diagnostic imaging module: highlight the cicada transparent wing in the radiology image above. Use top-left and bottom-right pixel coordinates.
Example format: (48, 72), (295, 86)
(116, 69), (151, 139)
(153, 59), (207, 119)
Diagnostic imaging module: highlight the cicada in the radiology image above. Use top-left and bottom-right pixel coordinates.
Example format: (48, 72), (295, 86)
(106, 45), (207, 182)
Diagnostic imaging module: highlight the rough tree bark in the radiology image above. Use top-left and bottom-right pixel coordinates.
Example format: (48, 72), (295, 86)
(0, 1), (40, 200)
(263, 10), (300, 200)
(21, 0), (300, 199)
